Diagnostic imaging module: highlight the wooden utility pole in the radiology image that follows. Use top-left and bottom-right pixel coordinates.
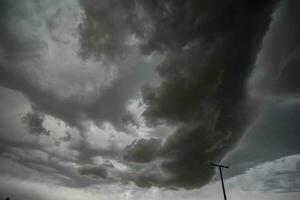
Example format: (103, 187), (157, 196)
(211, 163), (229, 200)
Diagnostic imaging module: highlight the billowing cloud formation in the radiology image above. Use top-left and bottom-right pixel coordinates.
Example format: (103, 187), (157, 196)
(2, 0), (295, 192)
(0, 0), (160, 132)
(121, 0), (278, 189)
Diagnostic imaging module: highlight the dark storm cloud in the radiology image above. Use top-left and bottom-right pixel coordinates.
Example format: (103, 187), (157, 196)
(121, 0), (279, 189)
(22, 112), (50, 136)
(141, 51), (224, 125)
(250, 0), (300, 96)
(125, 109), (232, 188)
(271, 0), (300, 96)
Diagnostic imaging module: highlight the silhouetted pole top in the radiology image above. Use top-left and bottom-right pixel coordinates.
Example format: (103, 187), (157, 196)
(211, 162), (230, 200)
(210, 163), (229, 168)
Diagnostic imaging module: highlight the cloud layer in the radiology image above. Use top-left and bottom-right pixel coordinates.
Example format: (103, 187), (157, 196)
(3, 0), (300, 193)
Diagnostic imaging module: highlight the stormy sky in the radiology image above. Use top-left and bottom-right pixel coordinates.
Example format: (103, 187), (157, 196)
(0, 0), (299, 199)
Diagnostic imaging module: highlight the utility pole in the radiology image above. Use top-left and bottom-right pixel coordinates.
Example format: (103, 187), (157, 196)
(211, 163), (229, 200)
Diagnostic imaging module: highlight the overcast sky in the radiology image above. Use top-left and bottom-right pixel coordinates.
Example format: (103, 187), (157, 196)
(0, 0), (299, 199)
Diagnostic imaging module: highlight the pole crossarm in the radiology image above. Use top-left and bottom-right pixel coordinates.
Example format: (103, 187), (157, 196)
(210, 163), (229, 168)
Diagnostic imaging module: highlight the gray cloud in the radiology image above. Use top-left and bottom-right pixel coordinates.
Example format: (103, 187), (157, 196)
(0, 0), (159, 133)
(0, 87), (110, 188)
(121, 112), (139, 129)
(78, 0), (134, 60)
(59, 131), (72, 142)
(78, 165), (110, 179)
(70, 135), (120, 165)
(124, 138), (161, 163)
(22, 112), (50, 136)
(0, 140), (114, 188)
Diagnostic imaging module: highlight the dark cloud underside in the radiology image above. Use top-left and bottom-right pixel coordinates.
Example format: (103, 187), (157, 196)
(122, 0), (279, 189)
